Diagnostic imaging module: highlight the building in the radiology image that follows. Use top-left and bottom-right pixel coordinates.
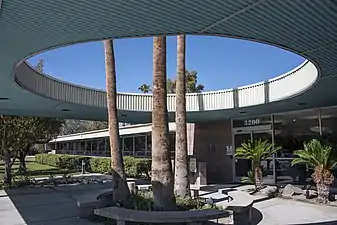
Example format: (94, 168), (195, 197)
(49, 106), (337, 187)
(2, 1), (337, 187)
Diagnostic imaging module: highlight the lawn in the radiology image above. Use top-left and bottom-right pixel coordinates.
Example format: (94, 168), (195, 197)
(0, 157), (80, 180)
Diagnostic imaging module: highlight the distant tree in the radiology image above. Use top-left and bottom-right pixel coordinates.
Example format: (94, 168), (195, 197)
(139, 70), (204, 94)
(35, 59), (45, 73)
(17, 117), (63, 173)
(138, 84), (152, 93)
(0, 116), (63, 185)
(60, 120), (108, 135)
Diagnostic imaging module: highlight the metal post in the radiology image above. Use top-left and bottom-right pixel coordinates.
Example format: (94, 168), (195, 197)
(318, 108), (323, 136)
(271, 114), (276, 185)
(81, 160), (86, 174)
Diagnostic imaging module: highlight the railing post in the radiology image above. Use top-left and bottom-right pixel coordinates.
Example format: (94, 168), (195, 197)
(233, 88), (239, 108)
(264, 81), (270, 104)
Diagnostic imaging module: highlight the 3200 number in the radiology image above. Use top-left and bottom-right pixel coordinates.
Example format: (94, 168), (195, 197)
(243, 119), (260, 126)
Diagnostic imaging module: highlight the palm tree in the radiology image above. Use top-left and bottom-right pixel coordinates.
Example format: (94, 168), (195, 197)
(151, 36), (176, 210)
(174, 35), (190, 198)
(104, 39), (129, 204)
(138, 84), (152, 93)
(235, 139), (280, 189)
(292, 139), (337, 203)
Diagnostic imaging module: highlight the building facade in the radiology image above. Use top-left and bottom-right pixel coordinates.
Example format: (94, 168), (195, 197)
(49, 106), (337, 186)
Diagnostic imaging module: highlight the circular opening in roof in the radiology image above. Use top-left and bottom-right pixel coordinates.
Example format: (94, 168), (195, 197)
(27, 36), (305, 93)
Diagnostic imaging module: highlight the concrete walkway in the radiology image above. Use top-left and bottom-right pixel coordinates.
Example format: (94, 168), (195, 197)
(2, 183), (337, 225)
(253, 198), (337, 225)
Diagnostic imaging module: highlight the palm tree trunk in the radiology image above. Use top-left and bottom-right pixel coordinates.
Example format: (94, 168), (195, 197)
(151, 36), (176, 211)
(104, 39), (129, 204)
(174, 35), (190, 198)
(316, 183), (330, 203)
(254, 164), (263, 190)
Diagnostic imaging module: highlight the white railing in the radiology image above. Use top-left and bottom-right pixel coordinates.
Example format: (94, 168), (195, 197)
(14, 60), (317, 112)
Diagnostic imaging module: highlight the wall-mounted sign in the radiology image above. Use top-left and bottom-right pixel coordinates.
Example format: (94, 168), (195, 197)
(233, 115), (272, 128)
(226, 146), (233, 155)
(190, 158), (197, 173)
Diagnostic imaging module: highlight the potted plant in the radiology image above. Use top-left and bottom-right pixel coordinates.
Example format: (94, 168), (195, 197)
(292, 139), (337, 203)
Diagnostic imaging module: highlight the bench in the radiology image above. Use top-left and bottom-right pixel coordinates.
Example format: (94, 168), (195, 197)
(219, 190), (254, 225)
(94, 207), (230, 225)
(76, 188), (113, 218)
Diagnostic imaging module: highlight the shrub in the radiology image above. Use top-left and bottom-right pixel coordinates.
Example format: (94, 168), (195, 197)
(35, 154), (90, 171)
(130, 191), (223, 211)
(58, 155), (90, 170)
(89, 157), (151, 178)
(35, 154), (60, 167)
(89, 158), (111, 174)
(124, 156), (151, 178)
(36, 154), (151, 178)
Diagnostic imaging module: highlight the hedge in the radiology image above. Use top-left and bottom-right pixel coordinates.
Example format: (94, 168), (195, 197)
(35, 154), (90, 170)
(35, 154), (151, 178)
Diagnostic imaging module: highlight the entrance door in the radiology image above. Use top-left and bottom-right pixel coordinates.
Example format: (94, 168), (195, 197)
(233, 128), (274, 184)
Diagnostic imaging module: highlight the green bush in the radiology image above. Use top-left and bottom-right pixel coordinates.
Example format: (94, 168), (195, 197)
(58, 155), (90, 170)
(36, 154), (151, 178)
(35, 154), (90, 171)
(89, 158), (111, 174)
(130, 191), (223, 211)
(89, 156), (151, 178)
(124, 156), (151, 178)
(35, 154), (60, 167)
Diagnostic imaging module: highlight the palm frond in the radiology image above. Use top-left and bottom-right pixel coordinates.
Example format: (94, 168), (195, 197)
(235, 138), (281, 164)
(292, 139), (337, 170)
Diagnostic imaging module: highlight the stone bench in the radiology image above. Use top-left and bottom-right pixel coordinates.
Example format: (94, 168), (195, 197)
(219, 190), (254, 225)
(94, 206), (230, 225)
(76, 188), (113, 218)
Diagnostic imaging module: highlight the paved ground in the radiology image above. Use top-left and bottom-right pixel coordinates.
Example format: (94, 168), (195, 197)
(1, 183), (337, 225)
(253, 198), (337, 225)
(0, 184), (109, 225)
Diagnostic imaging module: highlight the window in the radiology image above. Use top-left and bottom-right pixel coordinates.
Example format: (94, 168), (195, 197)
(273, 109), (319, 158)
(123, 137), (134, 156)
(146, 135), (151, 157)
(135, 136), (146, 157)
(98, 138), (105, 156)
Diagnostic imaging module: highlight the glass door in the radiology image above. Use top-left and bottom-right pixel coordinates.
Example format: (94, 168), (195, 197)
(252, 131), (274, 184)
(233, 129), (275, 184)
(234, 133), (252, 181)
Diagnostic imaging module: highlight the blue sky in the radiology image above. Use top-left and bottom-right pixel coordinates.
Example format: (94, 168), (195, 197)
(28, 36), (304, 92)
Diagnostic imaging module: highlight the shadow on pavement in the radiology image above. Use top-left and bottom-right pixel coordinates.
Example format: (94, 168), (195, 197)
(2, 183), (112, 225)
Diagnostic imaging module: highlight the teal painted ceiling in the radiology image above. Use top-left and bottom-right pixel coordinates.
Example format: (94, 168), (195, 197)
(0, 0), (337, 122)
